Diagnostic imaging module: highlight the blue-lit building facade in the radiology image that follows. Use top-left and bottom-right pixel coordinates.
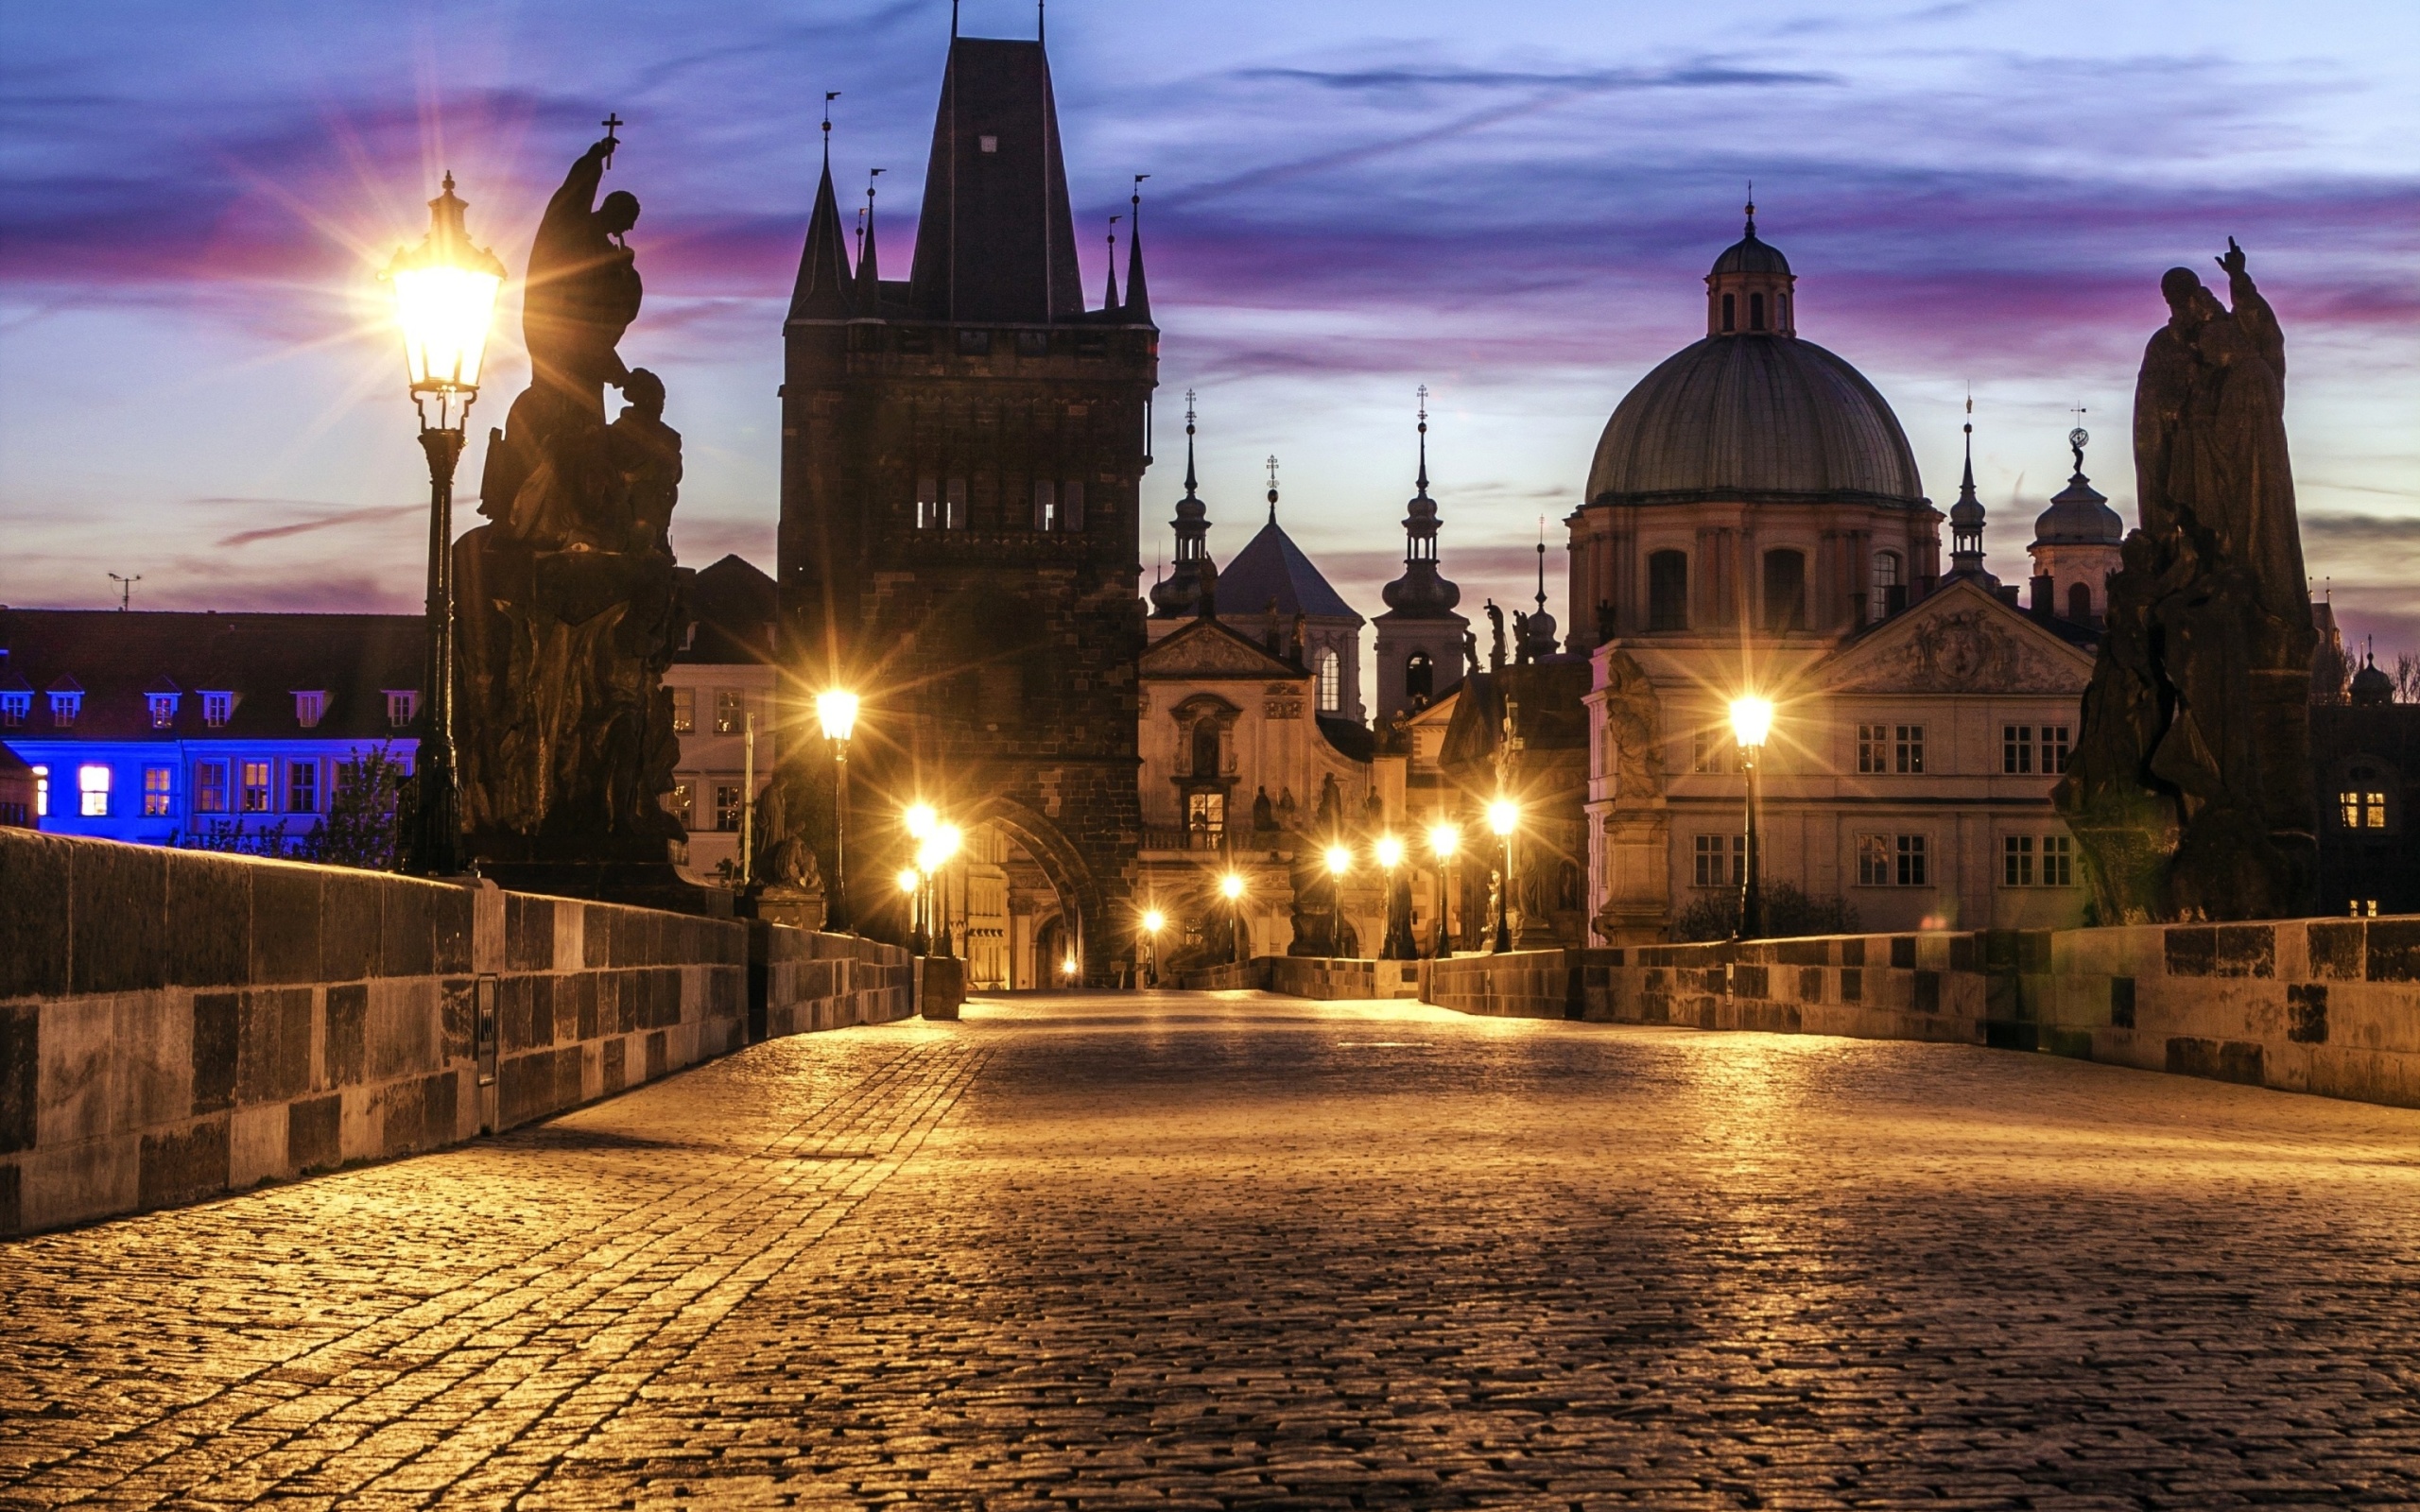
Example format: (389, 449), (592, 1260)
(0, 610), (424, 850)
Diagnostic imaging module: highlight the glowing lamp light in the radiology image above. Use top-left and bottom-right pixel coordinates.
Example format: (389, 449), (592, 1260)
(1730, 696), (1774, 750)
(385, 174), (505, 411)
(894, 868), (918, 895)
(815, 690), (859, 742)
(1062, 954), (1080, 976)
(1428, 823), (1460, 859)
(1324, 844), (1351, 877)
(933, 823), (961, 863)
(1142, 908), (1167, 935)
(1374, 835), (1404, 869)
(904, 802), (937, 840)
(1219, 872), (1245, 901)
(1487, 799), (1519, 837)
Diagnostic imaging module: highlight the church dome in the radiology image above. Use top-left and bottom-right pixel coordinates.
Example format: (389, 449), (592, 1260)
(1584, 335), (1926, 507)
(2031, 432), (2125, 547)
(1710, 230), (1790, 277)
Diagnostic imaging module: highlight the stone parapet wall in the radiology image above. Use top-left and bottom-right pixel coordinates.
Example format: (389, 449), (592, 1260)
(1407, 918), (2420, 1108)
(0, 831), (912, 1236)
(1266, 957), (1421, 1002)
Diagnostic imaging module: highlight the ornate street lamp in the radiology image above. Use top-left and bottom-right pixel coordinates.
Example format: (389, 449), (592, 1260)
(918, 822), (961, 957)
(814, 691), (858, 929)
(1220, 871), (1248, 964)
(1139, 907), (1167, 988)
(1427, 822), (1460, 957)
(1486, 799), (1519, 953)
(1324, 843), (1351, 958)
(385, 173), (504, 877)
(1730, 696), (1774, 940)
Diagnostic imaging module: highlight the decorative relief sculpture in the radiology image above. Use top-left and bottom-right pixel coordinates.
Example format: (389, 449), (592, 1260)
(455, 131), (690, 883)
(2056, 242), (2316, 921)
(1598, 650), (1665, 801)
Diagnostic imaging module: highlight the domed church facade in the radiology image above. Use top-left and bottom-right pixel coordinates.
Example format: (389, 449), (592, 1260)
(1578, 209), (2107, 943)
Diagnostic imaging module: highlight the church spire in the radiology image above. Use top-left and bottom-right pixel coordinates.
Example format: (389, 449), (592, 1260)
(1147, 389), (1214, 620)
(1947, 399), (1993, 582)
(1379, 387), (1461, 619)
(1123, 175), (1153, 325)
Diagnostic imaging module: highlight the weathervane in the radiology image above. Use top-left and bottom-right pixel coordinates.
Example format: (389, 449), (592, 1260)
(2070, 401), (2090, 472)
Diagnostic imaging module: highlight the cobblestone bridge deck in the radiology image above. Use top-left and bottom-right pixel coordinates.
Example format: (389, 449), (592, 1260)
(4, 989), (2417, 1509)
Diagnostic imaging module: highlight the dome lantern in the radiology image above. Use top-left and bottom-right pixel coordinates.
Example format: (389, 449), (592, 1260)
(1704, 195), (1797, 338)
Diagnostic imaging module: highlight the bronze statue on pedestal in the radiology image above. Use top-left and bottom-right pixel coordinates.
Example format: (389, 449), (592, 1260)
(2056, 240), (2316, 921)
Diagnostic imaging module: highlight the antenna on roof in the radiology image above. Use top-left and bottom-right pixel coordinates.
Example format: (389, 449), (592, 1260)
(109, 573), (140, 611)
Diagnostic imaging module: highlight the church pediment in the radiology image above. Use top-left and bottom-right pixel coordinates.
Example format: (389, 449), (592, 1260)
(1815, 581), (2095, 696)
(1140, 619), (1302, 679)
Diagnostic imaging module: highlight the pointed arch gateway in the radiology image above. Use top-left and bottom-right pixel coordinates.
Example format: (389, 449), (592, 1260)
(957, 792), (1113, 988)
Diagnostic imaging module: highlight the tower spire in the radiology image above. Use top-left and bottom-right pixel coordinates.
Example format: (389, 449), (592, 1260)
(1379, 387), (1461, 620)
(855, 168), (885, 306)
(1948, 394), (1992, 582)
(789, 144), (855, 318)
(1102, 215), (1120, 312)
(1148, 388), (1215, 620)
(1123, 174), (1153, 325)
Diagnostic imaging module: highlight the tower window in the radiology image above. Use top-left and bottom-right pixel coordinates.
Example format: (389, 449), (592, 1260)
(1648, 550), (1689, 630)
(1760, 549), (1806, 631)
(1750, 292), (1766, 331)
(1777, 292), (1789, 330)
(944, 477), (965, 529)
(1318, 651), (1340, 713)
(1406, 650), (1433, 701)
(1721, 293), (1736, 333)
(2067, 581), (2092, 621)
(2341, 789), (2389, 830)
(1062, 481), (1084, 532)
(1033, 480), (1058, 531)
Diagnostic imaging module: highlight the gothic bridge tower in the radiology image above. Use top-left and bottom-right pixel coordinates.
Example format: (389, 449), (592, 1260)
(777, 27), (1156, 984)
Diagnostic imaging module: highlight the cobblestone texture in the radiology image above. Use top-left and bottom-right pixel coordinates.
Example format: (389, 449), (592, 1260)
(5, 990), (2419, 1509)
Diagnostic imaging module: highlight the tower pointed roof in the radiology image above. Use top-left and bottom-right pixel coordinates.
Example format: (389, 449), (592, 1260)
(1123, 178), (1153, 326)
(1219, 477), (1361, 627)
(1101, 219), (1120, 313)
(788, 159), (855, 319)
(907, 35), (1085, 322)
(854, 173), (884, 310)
(1946, 414), (1996, 585)
(1379, 388), (1461, 620)
(1149, 391), (1216, 619)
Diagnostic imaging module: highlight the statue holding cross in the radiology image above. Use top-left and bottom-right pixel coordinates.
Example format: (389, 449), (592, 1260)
(521, 125), (642, 425)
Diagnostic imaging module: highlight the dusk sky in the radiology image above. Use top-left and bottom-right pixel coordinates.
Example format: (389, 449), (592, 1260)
(4, 0), (2416, 660)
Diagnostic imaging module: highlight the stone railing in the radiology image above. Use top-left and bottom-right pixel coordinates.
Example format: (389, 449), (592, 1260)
(0, 830), (913, 1237)
(1410, 918), (2420, 1108)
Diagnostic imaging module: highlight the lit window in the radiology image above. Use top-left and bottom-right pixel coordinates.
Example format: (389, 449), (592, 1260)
(144, 766), (173, 816)
(33, 765), (49, 817)
(386, 690), (419, 728)
(671, 686), (696, 734)
(0, 691), (27, 728)
(714, 689), (746, 735)
(916, 475), (939, 530)
(2002, 725), (2034, 775)
(1062, 481), (1085, 532)
(49, 691), (80, 727)
(293, 691), (326, 729)
(1856, 723), (1888, 775)
(240, 761), (272, 813)
(1857, 833), (1892, 886)
(2340, 790), (2389, 830)
(714, 782), (744, 832)
(78, 764), (111, 817)
(196, 761), (229, 814)
(664, 780), (694, 828)
(1033, 479), (1058, 531)
(287, 760), (320, 814)
(1186, 790), (1226, 842)
(1693, 833), (1743, 888)
(2002, 834), (2035, 886)
(2043, 725), (2071, 774)
(2043, 833), (2073, 886)
(1317, 651), (1340, 713)
(1895, 724), (1926, 775)
(944, 477), (966, 529)
(1896, 833), (1928, 886)
(147, 694), (179, 730)
(201, 692), (233, 728)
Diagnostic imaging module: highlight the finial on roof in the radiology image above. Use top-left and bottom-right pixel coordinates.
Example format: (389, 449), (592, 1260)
(1535, 517), (1548, 613)
(1184, 388), (1199, 495)
(822, 92), (838, 167)
(1266, 455), (1280, 524)
(1745, 181), (1755, 237)
(1102, 215), (1120, 312)
(1415, 384), (1430, 493)
(2069, 402), (2090, 474)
